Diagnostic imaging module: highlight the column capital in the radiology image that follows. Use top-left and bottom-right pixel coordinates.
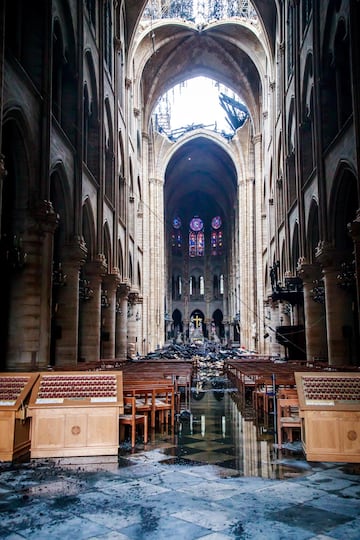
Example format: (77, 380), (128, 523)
(118, 280), (131, 298)
(63, 237), (88, 266)
(84, 255), (107, 280)
(103, 271), (121, 292)
(128, 289), (140, 305)
(315, 241), (347, 269)
(297, 258), (322, 283)
(32, 199), (59, 234)
(348, 208), (360, 241)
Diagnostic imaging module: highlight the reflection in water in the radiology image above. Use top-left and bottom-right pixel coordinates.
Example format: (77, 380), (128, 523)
(170, 376), (306, 480)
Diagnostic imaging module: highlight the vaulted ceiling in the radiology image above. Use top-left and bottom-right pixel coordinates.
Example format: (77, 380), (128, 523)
(165, 136), (237, 225)
(125, 0), (277, 55)
(124, 0), (275, 255)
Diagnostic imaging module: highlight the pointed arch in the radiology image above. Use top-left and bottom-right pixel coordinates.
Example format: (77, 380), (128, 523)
(307, 199), (319, 263)
(291, 223), (300, 273)
(137, 262), (142, 289)
(329, 163), (358, 251)
(84, 51), (99, 177)
(118, 239), (124, 278)
(104, 97), (114, 201)
(82, 198), (96, 261)
(103, 221), (112, 270)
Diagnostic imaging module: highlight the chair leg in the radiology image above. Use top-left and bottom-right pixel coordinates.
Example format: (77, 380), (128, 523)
(131, 421), (136, 448)
(144, 415), (148, 444)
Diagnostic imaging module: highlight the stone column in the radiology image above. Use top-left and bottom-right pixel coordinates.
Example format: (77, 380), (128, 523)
(115, 281), (130, 359)
(127, 290), (139, 357)
(101, 272), (120, 359)
(54, 238), (87, 367)
(36, 201), (59, 369)
(0, 155), (6, 238)
(148, 177), (164, 350)
(348, 210), (360, 339)
(253, 133), (264, 352)
(79, 256), (107, 362)
(298, 259), (328, 362)
(317, 242), (354, 366)
(6, 201), (58, 371)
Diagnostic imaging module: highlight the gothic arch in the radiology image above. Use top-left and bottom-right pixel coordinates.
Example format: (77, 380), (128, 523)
(291, 222), (300, 273)
(137, 262), (142, 289)
(104, 98), (114, 201)
(52, 11), (77, 143)
(300, 53), (314, 180)
(307, 199), (319, 263)
(103, 222), (112, 270)
(50, 164), (72, 237)
(84, 51), (100, 176)
(329, 163), (358, 251)
(1, 113), (32, 213)
(82, 198), (96, 261)
(321, 2), (352, 145)
(280, 241), (286, 280)
(129, 252), (133, 283)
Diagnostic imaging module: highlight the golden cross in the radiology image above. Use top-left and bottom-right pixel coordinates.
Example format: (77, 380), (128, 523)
(193, 314), (202, 328)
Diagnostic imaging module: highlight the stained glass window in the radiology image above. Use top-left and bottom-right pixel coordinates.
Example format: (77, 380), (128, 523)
(190, 217), (203, 231)
(173, 216), (182, 229)
(189, 216), (204, 257)
(211, 215), (222, 229)
(197, 231), (204, 256)
(189, 231), (197, 257)
(211, 215), (223, 255)
(172, 216), (182, 253)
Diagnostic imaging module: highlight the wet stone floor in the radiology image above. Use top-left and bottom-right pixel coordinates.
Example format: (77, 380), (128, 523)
(0, 375), (360, 539)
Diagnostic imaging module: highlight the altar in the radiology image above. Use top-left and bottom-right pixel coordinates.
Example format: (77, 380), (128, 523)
(189, 314), (204, 343)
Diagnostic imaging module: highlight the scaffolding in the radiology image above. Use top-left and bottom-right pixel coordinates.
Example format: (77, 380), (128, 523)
(142, 0), (258, 24)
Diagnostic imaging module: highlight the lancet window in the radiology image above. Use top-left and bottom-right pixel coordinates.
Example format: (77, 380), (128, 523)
(189, 216), (204, 257)
(211, 215), (223, 255)
(171, 216), (182, 255)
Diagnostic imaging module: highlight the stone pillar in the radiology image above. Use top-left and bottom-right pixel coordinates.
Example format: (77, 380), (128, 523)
(115, 282), (130, 359)
(127, 290), (139, 357)
(348, 210), (360, 339)
(269, 301), (283, 357)
(6, 201), (57, 371)
(317, 242), (354, 366)
(0, 155), (6, 238)
(53, 238), (87, 367)
(36, 201), (59, 368)
(298, 259), (328, 362)
(148, 178), (164, 350)
(101, 272), (120, 359)
(79, 256), (107, 362)
(253, 133), (264, 353)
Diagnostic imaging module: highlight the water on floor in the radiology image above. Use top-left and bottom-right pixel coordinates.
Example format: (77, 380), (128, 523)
(119, 371), (310, 481)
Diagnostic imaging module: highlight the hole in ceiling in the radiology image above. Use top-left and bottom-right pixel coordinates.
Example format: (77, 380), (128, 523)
(152, 76), (248, 141)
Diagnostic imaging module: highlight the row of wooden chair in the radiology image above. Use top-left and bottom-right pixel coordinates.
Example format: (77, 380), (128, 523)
(119, 382), (176, 447)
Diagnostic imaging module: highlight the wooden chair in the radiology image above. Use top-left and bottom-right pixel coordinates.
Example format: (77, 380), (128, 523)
(277, 397), (301, 449)
(253, 380), (275, 414)
(152, 386), (175, 428)
(119, 396), (148, 448)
